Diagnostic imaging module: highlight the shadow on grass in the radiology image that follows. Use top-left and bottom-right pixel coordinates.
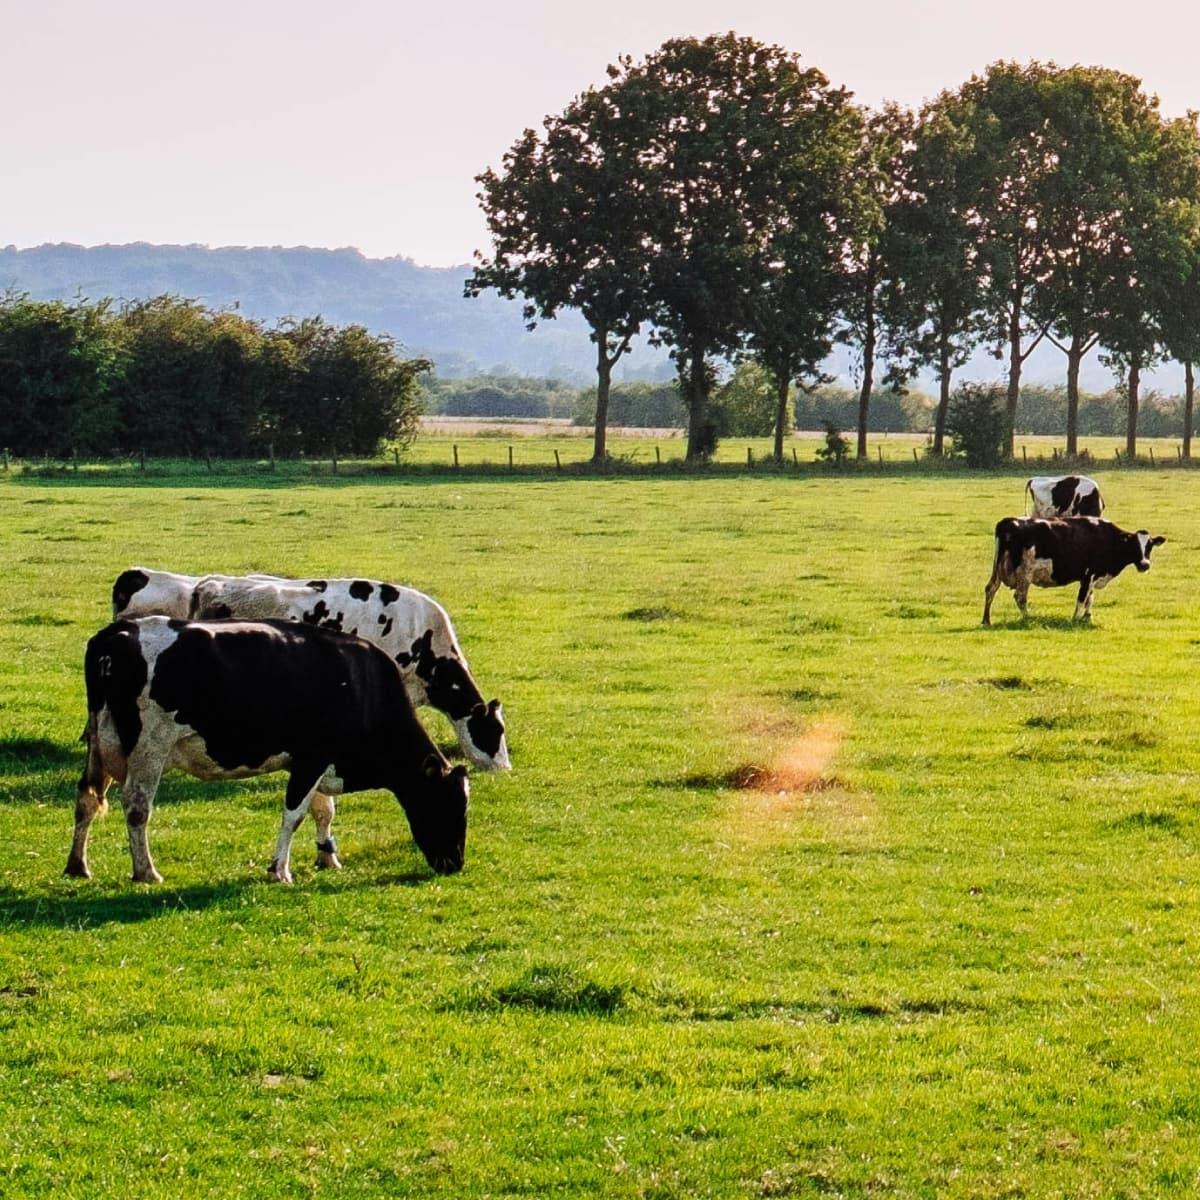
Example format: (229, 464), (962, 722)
(0, 878), (251, 929)
(967, 614), (1100, 633)
(0, 737), (79, 768)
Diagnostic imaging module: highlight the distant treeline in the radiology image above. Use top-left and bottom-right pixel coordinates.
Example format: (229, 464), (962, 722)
(0, 294), (427, 458)
(422, 369), (1198, 439)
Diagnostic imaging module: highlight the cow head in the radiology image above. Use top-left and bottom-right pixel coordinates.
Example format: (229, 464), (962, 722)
(1134, 531), (1166, 572)
(400, 755), (469, 874)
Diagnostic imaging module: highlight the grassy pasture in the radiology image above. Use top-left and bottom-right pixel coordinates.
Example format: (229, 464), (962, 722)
(1, 461), (1198, 1197)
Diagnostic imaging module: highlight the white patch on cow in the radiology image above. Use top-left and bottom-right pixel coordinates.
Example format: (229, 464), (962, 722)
(1028, 557), (1057, 587)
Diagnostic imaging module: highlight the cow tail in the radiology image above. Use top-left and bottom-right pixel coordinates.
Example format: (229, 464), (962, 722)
(1024, 478), (1033, 517)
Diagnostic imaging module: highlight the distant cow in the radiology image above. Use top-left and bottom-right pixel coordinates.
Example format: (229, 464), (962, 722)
(1026, 475), (1105, 519)
(67, 617), (469, 885)
(982, 517), (1165, 624)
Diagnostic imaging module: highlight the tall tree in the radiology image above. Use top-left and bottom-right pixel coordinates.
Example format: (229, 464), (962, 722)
(837, 105), (906, 460)
(1155, 139), (1200, 459)
(469, 88), (651, 463)
(599, 34), (858, 460)
(1029, 67), (1169, 457)
(1096, 112), (1200, 458)
(884, 100), (988, 454)
(940, 61), (1066, 454)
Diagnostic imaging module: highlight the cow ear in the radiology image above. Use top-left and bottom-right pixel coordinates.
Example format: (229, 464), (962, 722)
(422, 752), (445, 780)
(487, 699), (501, 715)
(450, 765), (468, 779)
(1152, 535), (1166, 545)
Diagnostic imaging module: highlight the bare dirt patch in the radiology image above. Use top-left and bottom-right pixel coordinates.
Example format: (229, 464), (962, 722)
(715, 717), (874, 847)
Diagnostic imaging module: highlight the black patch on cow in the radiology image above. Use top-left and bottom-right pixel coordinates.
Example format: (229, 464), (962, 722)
(111, 569), (149, 617)
(306, 580), (328, 592)
(84, 620), (147, 755)
(466, 700), (505, 758)
(302, 600), (330, 625)
(1075, 489), (1102, 517)
(1050, 477), (1080, 514)
(349, 580), (374, 601)
(321, 611), (345, 633)
(424, 653), (483, 719)
(410, 631), (436, 681)
(378, 616), (394, 637)
(379, 584), (400, 606)
(208, 604), (233, 619)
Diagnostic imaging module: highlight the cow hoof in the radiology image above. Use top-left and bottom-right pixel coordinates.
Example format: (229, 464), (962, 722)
(132, 868), (163, 884)
(267, 861), (294, 885)
(63, 857), (91, 879)
(315, 852), (343, 871)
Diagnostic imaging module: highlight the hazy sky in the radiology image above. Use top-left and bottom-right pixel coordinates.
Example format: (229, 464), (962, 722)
(6, 0), (1198, 267)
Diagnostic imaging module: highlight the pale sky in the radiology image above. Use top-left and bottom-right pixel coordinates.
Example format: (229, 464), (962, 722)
(6, 0), (1198, 267)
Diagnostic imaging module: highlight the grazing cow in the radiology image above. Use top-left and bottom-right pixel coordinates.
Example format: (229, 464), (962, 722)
(982, 517), (1165, 625)
(187, 574), (509, 772)
(1026, 475), (1105, 519)
(67, 617), (469, 885)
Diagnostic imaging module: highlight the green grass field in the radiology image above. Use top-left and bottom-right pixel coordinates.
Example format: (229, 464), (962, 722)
(2, 458), (1198, 1197)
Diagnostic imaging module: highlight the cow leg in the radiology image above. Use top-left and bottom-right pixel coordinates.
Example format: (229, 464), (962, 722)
(121, 748), (168, 885)
(1074, 574), (1094, 621)
(310, 791), (343, 870)
(65, 717), (112, 879)
(65, 770), (111, 879)
(982, 574), (1002, 626)
(269, 768), (322, 884)
(1012, 582), (1030, 619)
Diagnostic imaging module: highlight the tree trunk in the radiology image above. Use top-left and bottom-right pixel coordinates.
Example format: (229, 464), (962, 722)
(772, 370), (790, 464)
(592, 333), (611, 464)
(1065, 341), (1082, 459)
(685, 342), (709, 461)
(932, 329), (952, 456)
(1005, 298), (1023, 458)
(1125, 356), (1140, 459)
(856, 266), (876, 460)
(1185, 360), (1194, 461)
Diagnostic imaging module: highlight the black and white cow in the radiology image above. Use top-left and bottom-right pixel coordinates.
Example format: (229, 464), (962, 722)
(1026, 475), (1105, 519)
(982, 517), (1165, 625)
(67, 617), (469, 885)
(187, 574), (509, 772)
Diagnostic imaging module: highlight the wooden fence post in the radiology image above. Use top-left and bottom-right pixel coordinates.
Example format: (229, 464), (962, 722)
(1150, 447), (1155, 466)
(792, 447), (798, 465)
(913, 447), (919, 464)
(508, 445), (514, 471)
(139, 448), (146, 471)
(269, 442), (276, 471)
(655, 446), (661, 465)
(1, 447), (8, 471)
(746, 446), (753, 467)
(1022, 446), (1027, 464)
(393, 447), (400, 468)
(877, 446), (883, 464)
(453, 443), (459, 469)
(554, 449), (561, 472)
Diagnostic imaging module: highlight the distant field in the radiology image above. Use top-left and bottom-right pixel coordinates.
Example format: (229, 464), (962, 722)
(2, 460), (1199, 1197)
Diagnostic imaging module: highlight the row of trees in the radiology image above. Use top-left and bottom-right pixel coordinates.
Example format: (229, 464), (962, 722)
(469, 37), (1200, 463)
(0, 294), (428, 458)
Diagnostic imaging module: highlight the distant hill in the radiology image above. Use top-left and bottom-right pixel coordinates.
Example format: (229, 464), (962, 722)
(0, 242), (1185, 393)
(0, 242), (671, 383)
